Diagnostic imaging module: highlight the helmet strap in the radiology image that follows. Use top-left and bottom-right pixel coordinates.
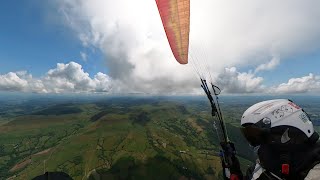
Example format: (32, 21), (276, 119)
(308, 132), (319, 145)
(279, 148), (291, 177)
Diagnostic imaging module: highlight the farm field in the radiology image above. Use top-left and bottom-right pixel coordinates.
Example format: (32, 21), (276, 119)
(0, 95), (319, 179)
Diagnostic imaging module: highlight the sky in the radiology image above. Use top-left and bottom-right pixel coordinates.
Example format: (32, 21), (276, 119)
(0, 0), (320, 95)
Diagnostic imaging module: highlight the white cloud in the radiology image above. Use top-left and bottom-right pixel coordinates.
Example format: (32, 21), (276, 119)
(0, 72), (28, 91)
(93, 72), (112, 92)
(0, 62), (112, 93)
(52, 0), (320, 94)
(43, 62), (96, 93)
(1, 62), (320, 95)
(254, 56), (280, 73)
(215, 67), (264, 93)
(80, 51), (87, 62)
(272, 74), (320, 94)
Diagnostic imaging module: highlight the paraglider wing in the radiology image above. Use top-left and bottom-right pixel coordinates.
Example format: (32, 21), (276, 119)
(156, 0), (239, 176)
(155, 0), (190, 64)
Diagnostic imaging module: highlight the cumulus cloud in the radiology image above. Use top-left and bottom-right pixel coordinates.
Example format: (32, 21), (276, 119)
(1, 62), (320, 94)
(51, 0), (320, 94)
(44, 62), (95, 93)
(0, 62), (112, 93)
(272, 74), (320, 94)
(254, 56), (280, 73)
(215, 67), (264, 93)
(0, 72), (28, 91)
(93, 72), (112, 92)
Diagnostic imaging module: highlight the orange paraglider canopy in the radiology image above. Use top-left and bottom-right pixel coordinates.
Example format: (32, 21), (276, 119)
(155, 1), (239, 174)
(155, 0), (190, 64)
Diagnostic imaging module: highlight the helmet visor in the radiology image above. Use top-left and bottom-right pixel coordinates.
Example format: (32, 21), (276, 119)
(240, 125), (269, 147)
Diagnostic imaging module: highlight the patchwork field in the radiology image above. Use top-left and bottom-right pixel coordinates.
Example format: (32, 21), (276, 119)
(0, 95), (319, 179)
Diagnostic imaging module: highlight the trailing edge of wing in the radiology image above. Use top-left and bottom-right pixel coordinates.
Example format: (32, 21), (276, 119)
(156, 0), (190, 64)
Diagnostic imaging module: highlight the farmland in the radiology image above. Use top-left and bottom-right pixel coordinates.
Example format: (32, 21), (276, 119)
(0, 95), (319, 179)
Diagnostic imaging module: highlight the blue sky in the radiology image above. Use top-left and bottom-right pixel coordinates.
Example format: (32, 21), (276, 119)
(264, 54), (320, 85)
(241, 53), (320, 86)
(0, 0), (319, 94)
(0, 1), (106, 77)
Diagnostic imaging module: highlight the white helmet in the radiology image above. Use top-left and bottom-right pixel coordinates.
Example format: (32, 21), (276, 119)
(240, 99), (319, 147)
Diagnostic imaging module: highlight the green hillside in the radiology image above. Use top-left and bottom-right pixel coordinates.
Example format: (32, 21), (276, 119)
(0, 97), (255, 180)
